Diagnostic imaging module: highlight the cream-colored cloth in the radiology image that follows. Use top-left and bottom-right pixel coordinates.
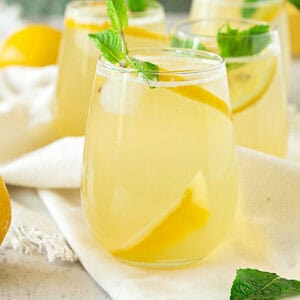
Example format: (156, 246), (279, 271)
(2, 141), (300, 300)
(1, 65), (300, 299)
(0, 66), (59, 163)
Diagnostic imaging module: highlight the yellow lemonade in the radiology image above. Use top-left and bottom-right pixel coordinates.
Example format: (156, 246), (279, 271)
(286, 2), (300, 56)
(81, 49), (238, 267)
(55, 0), (166, 136)
(171, 19), (288, 157)
(190, 0), (291, 90)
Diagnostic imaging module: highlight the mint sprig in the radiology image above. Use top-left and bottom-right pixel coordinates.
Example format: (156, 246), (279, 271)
(89, 0), (159, 83)
(230, 269), (300, 300)
(127, 0), (151, 12)
(289, 0), (300, 9)
(107, 0), (128, 31)
(242, 0), (300, 15)
(217, 24), (271, 58)
(241, 0), (259, 18)
(89, 30), (124, 64)
(170, 35), (206, 51)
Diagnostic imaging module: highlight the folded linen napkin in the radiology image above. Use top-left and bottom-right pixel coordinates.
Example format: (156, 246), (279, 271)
(19, 145), (300, 299)
(0, 66), (60, 164)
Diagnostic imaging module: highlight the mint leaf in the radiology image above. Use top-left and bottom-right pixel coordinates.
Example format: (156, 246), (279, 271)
(89, 30), (124, 64)
(170, 35), (206, 51)
(217, 24), (271, 58)
(127, 0), (148, 12)
(107, 0), (128, 31)
(128, 57), (159, 82)
(230, 269), (300, 300)
(89, 0), (159, 86)
(289, 0), (300, 9)
(241, 0), (259, 18)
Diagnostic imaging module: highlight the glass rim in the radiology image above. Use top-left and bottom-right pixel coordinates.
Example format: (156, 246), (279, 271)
(66, 0), (164, 18)
(194, 0), (284, 8)
(97, 47), (226, 76)
(172, 18), (278, 40)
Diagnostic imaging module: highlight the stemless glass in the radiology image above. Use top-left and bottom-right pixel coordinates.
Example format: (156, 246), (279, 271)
(55, 0), (166, 136)
(81, 48), (238, 268)
(171, 19), (288, 157)
(190, 0), (290, 90)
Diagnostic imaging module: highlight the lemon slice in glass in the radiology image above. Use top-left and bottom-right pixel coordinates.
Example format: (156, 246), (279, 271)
(113, 171), (210, 261)
(65, 18), (167, 43)
(252, 2), (281, 22)
(95, 170), (210, 254)
(228, 57), (277, 114)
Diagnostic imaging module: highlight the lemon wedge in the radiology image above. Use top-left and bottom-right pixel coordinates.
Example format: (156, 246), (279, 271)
(0, 25), (61, 67)
(228, 57), (277, 114)
(99, 171), (209, 260)
(114, 172), (210, 261)
(0, 177), (11, 245)
(252, 2), (281, 22)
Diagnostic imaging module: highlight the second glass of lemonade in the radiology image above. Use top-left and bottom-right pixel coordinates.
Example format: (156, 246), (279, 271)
(172, 19), (288, 157)
(81, 48), (238, 268)
(55, 0), (166, 136)
(190, 0), (291, 91)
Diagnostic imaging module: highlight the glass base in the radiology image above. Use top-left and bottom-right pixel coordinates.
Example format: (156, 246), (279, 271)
(117, 256), (205, 269)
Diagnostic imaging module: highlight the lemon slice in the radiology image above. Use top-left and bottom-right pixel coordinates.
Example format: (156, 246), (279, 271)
(0, 177), (11, 245)
(97, 171), (210, 254)
(112, 172), (210, 259)
(159, 71), (232, 119)
(228, 57), (277, 114)
(252, 3), (281, 22)
(65, 18), (167, 42)
(0, 25), (61, 67)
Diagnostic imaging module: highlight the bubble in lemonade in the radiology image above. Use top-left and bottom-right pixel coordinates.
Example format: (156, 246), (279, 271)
(190, 0), (291, 91)
(81, 49), (238, 267)
(55, 0), (166, 136)
(171, 19), (288, 157)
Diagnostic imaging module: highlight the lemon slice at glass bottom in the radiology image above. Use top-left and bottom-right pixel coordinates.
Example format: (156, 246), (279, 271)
(228, 57), (277, 114)
(101, 171), (210, 253)
(113, 172), (210, 260)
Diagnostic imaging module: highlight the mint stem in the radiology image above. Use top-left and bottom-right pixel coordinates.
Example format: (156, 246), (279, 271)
(120, 30), (127, 67)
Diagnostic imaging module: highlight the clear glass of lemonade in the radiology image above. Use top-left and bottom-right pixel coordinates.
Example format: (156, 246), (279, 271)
(171, 19), (288, 157)
(81, 48), (238, 268)
(55, 0), (166, 136)
(190, 0), (290, 90)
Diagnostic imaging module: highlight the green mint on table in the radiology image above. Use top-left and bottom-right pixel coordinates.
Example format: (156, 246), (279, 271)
(170, 35), (206, 51)
(89, 0), (159, 83)
(230, 269), (300, 300)
(217, 24), (271, 58)
(289, 0), (300, 9)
